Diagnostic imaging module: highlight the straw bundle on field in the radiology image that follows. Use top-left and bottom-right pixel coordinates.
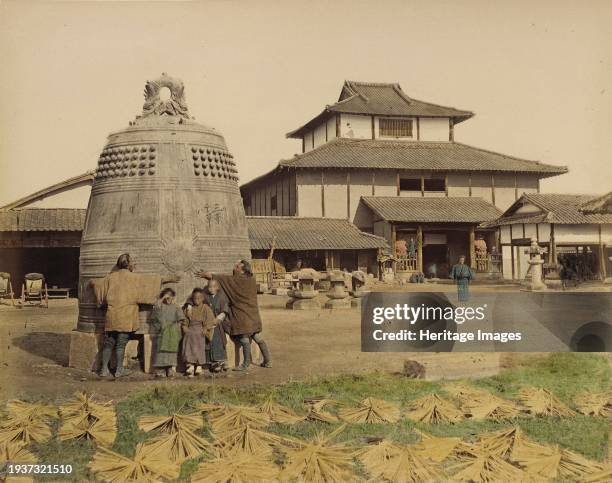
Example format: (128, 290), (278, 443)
(212, 424), (293, 457)
(208, 405), (270, 432)
(461, 395), (520, 421)
(138, 412), (203, 433)
(58, 391), (114, 420)
(89, 444), (180, 482)
(279, 425), (356, 483)
(405, 393), (464, 424)
(355, 438), (402, 470)
(445, 383), (493, 401)
(0, 440), (37, 464)
(365, 444), (445, 482)
(257, 398), (305, 425)
(450, 451), (526, 482)
(191, 450), (279, 483)
(412, 429), (462, 462)
(339, 398), (400, 424)
(0, 402), (54, 445)
(574, 391), (612, 417)
(582, 466), (612, 483)
(512, 444), (603, 480)
(58, 416), (117, 446)
(141, 428), (214, 463)
(304, 398), (340, 424)
(515, 387), (576, 417)
(477, 426), (548, 461)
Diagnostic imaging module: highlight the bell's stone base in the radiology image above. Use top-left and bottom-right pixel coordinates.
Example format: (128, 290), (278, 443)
(69, 330), (157, 374)
(69, 330), (103, 372)
(286, 298), (321, 310)
(324, 298), (351, 309)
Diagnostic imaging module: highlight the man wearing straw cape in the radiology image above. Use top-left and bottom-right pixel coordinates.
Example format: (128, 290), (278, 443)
(92, 253), (179, 378)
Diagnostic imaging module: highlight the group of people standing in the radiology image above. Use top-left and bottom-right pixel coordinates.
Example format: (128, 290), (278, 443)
(93, 254), (271, 379)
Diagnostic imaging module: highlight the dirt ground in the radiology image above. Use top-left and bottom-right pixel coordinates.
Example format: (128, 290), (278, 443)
(0, 284), (610, 400)
(0, 282), (608, 403)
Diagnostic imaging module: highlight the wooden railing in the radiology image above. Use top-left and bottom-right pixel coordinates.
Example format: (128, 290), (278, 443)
(475, 253), (502, 273)
(396, 255), (417, 272)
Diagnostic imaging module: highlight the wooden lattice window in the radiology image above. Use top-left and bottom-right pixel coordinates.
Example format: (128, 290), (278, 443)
(379, 118), (413, 137)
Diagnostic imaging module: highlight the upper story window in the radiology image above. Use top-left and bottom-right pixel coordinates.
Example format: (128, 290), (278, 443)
(399, 177), (446, 192)
(380, 118), (413, 138)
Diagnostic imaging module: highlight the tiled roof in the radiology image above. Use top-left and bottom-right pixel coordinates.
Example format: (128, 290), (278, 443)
(287, 81), (473, 137)
(580, 191), (612, 215)
(0, 209), (87, 231)
(273, 138), (566, 176)
(360, 196), (502, 223)
(247, 216), (388, 250)
(484, 193), (612, 227)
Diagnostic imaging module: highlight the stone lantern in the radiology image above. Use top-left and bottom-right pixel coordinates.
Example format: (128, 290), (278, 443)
(286, 271), (320, 310)
(350, 270), (369, 308)
(324, 271), (351, 309)
(525, 237), (546, 291)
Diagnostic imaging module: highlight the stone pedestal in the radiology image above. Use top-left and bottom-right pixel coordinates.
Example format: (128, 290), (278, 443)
(324, 298), (351, 309)
(69, 330), (103, 372)
(287, 298), (321, 310)
(524, 238), (546, 291)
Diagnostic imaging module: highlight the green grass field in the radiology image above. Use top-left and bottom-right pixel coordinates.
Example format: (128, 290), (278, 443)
(28, 352), (611, 481)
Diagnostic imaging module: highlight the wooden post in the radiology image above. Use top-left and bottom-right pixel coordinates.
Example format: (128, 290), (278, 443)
(514, 174), (518, 200)
(491, 174), (496, 206)
(371, 171), (375, 196)
(321, 170), (325, 217)
(468, 173), (472, 196)
(391, 224), (397, 273)
(416, 117), (420, 140)
(449, 118), (454, 141)
(469, 225), (476, 269)
(335, 114), (341, 138)
(598, 224), (606, 280)
(346, 171), (351, 220)
(416, 225), (423, 273)
(371, 116), (375, 139)
(537, 179), (540, 194)
(444, 174), (448, 196)
(420, 176), (425, 197)
(549, 223), (556, 265)
(396, 172), (400, 196)
(302, 137), (305, 154)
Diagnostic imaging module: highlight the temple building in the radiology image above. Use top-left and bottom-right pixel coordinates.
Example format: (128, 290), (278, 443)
(484, 193), (612, 281)
(240, 80), (568, 276)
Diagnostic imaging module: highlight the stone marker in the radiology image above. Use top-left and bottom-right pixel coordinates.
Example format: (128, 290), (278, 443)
(524, 237), (546, 291)
(349, 270), (369, 308)
(69, 74), (251, 372)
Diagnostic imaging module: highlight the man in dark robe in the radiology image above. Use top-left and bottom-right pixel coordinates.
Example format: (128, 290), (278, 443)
(196, 260), (271, 371)
(449, 255), (474, 303)
(203, 279), (229, 372)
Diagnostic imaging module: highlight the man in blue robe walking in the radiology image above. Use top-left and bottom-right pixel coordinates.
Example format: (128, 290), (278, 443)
(449, 255), (474, 302)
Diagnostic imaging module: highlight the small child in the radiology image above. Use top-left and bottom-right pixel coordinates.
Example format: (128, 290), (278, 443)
(181, 288), (216, 377)
(151, 288), (184, 378)
(204, 279), (229, 373)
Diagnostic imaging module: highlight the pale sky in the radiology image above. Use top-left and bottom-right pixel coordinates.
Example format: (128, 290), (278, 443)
(1, 0), (611, 208)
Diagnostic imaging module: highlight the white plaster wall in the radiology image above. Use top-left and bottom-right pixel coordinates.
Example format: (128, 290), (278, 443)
(303, 131), (314, 153)
(470, 173), (493, 203)
(447, 173), (470, 197)
(296, 171), (322, 217)
(524, 223), (538, 240)
(555, 224), (600, 244)
(602, 225), (612, 244)
(493, 174), (517, 210)
(313, 122), (327, 148)
(373, 171), (397, 196)
(349, 171), (372, 221)
(516, 174), (539, 195)
(419, 118), (449, 141)
(516, 246), (530, 279)
(340, 113), (371, 139)
(326, 117), (337, 142)
(538, 223), (551, 243)
(502, 245), (513, 279)
(500, 226), (512, 244)
(324, 171), (348, 218)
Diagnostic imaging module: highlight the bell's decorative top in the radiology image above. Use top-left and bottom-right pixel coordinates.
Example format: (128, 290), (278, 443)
(141, 73), (190, 120)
